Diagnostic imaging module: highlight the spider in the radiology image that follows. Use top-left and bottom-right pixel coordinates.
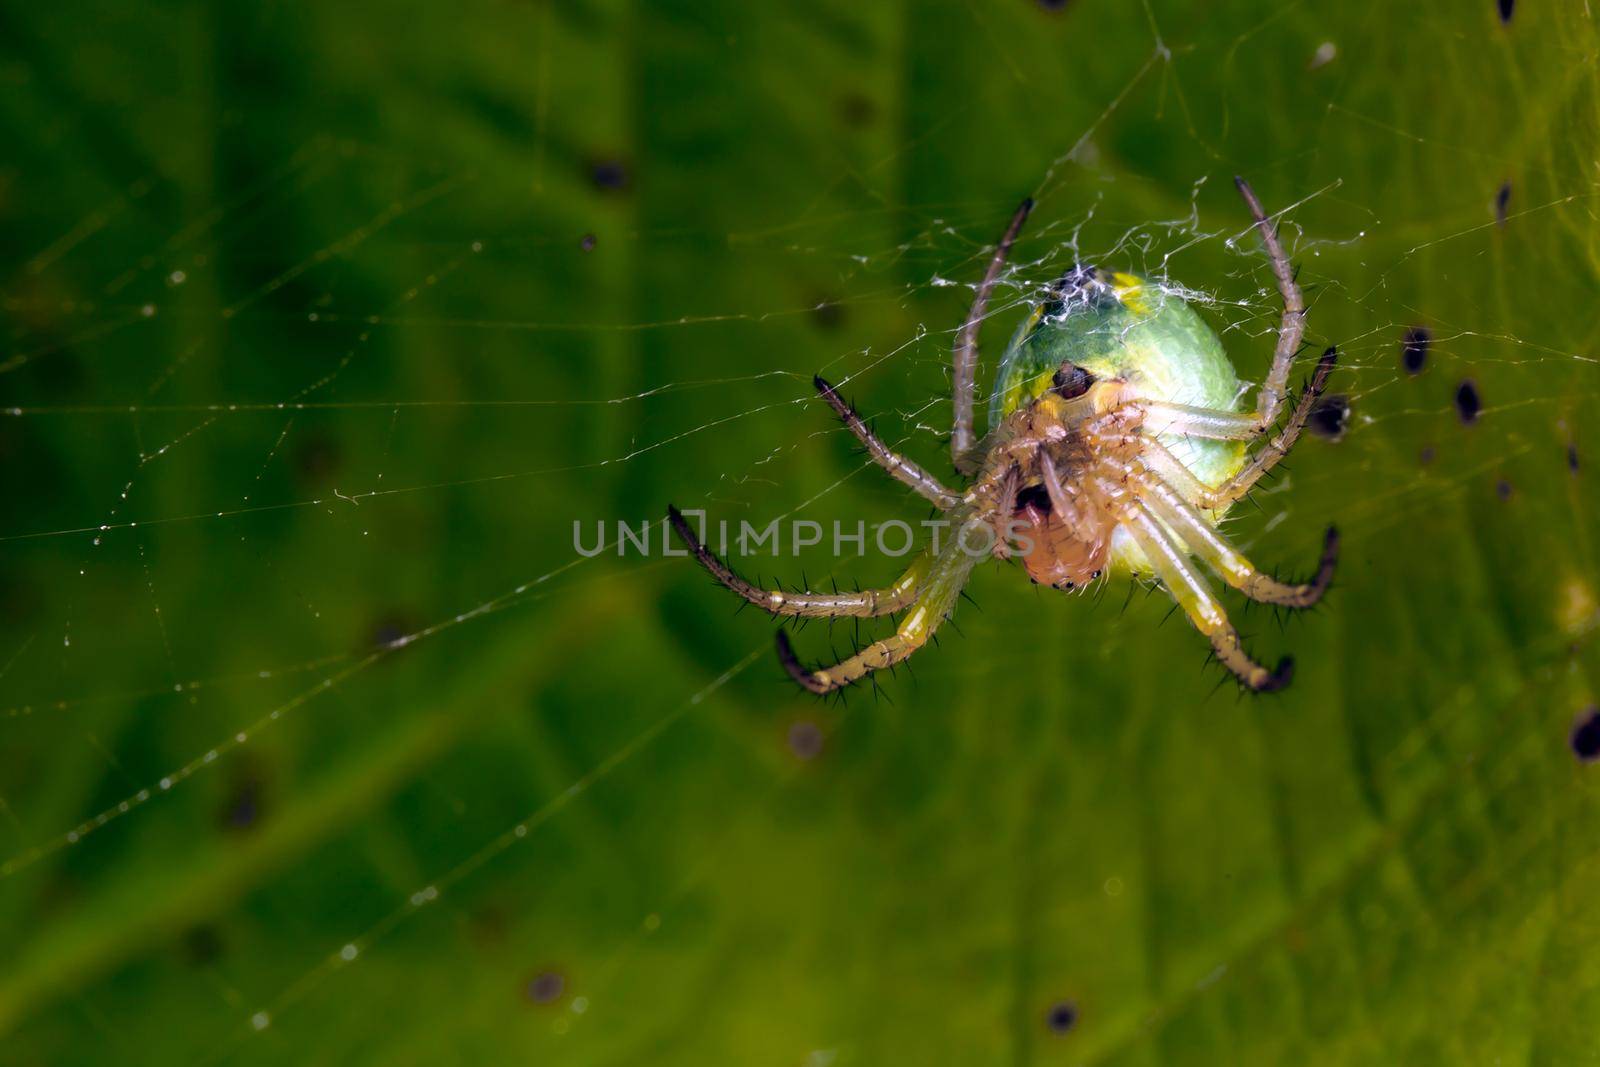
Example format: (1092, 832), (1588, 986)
(668, 177), (1339, 695)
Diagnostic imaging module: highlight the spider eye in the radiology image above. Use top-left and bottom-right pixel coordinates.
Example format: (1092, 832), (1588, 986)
(1052, 363), (1095, 400)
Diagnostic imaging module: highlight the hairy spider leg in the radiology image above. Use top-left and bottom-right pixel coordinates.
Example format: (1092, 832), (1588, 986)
(1129, 436), (1213, 508)
(1116, 495), (1294, 692)
(778, 516), (983, 694)
(812, 375), (961, 509)
(1234, 176), (1305, 430)
(952, 198), (1034, 474)
(1199, 345), (1338, 506)
(1134, 472), (1338, 608)
(1139, 401), (1263, 440)
(667, 505), (931, 618)
(1133, 346), (1338, 509)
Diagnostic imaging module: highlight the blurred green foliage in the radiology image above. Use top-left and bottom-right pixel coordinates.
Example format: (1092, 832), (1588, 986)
(3, 0), (1600, 1063)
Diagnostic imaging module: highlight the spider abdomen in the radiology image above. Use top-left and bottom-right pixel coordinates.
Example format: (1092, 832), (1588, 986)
(990, 267), (1248, 495)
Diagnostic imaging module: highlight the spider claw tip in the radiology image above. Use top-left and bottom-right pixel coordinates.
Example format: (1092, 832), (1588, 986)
(1260, 655), (1295, 692)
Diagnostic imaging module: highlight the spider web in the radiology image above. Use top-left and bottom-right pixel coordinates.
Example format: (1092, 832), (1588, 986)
(4, 1), (1600, 1063)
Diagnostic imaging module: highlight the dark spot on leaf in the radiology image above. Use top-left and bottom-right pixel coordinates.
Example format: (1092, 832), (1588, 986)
(1046, 1000), (1078, 1033)
(788, 720), (824, 760)
(1498, 0), (1514, 22)
(1455, 380), (1481, 424)
(588, 158), (630, 193)
(1495, 181), (1511, 226)
(469, 901), (511, 945)
(526, 970), (565, 1004)
(1401, 325), (1431, 374)
(836, 92), (876, 128)
(221, 776), (264, 831)
(1308, 394), (1351, 441)
(1037, 0), (1071, 10)
(579, 233), (597, 252)
(294, 432), (340, 483)
(1568, 443), (1580, 474)
(370, 611), (416, 650)
(1420, 445), (1436, 466)
(372, 623), (405, 649)
(182, 924), (224, 966)
(18, 332), (87, 399)
(0, 567), (40, 626)
(1571, 707), (1600, 762)
(1495, 478), (1513, 501)
(810, 299), (844, 331)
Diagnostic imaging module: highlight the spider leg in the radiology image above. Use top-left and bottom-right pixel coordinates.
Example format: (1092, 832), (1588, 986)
(1131, 436), (1213, 507)
(1118, 498), (1293, 692)
(1138, 401), (1263, 440)
(1133, 471), (1338, 609)
(667, 506), (926, 617)
(776, 536), (980, 693)
(813, 376), (962, 509)
(1189, 345), (1338, 507)
(1234, 176), (1305, 430)
(952, 198), (1034, 474)
(1136, 346), (1338, 510)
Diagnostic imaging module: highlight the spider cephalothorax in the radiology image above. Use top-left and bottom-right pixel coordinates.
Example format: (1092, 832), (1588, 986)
(668, 178), (1340, 695)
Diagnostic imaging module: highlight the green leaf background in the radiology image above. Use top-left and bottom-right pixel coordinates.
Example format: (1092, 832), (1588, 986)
(3, 1), (1600, 1063)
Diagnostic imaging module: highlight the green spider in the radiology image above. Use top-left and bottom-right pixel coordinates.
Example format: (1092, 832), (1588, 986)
(668, 177), (1339, 694)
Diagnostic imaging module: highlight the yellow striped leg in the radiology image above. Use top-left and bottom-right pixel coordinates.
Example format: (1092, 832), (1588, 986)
(1135, 473), (1338, 609)
(1120, 501), (1293, 692)
(777, 532), (981, 694)
(1134, 437), (1215, 508)
(1140, 401), (1264, 440)
(668, 506), (927, 618)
